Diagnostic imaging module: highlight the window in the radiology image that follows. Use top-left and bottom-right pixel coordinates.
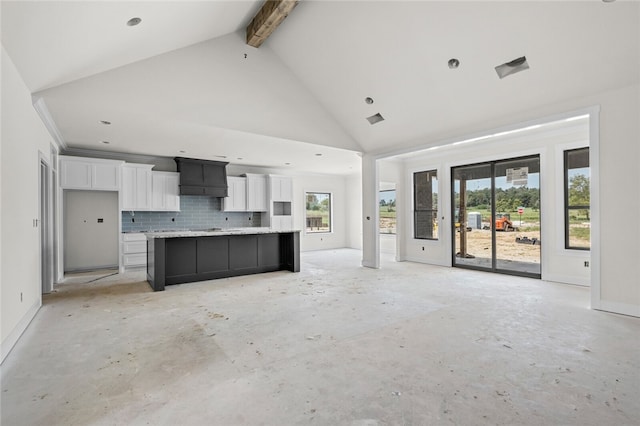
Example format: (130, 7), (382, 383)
(564, 148), (590, 250)
(306, 192), (331, 233)
(414, 170), (438, 239)
(379, 189), (396, 234)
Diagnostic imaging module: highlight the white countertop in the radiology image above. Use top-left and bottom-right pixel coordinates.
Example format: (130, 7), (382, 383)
(145, 227), (300, 239)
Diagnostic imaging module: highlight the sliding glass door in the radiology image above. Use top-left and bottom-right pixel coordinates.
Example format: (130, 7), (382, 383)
(452, 155), (541, 278)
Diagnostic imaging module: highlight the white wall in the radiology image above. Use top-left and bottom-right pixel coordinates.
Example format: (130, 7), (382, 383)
(1, 46), (54, 362)
(293, 174), (350, 252)
(345, 174), (362, 250)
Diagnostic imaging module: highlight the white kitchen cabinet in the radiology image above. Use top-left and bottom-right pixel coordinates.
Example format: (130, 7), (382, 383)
(245, 174), (268, 212)
(121, 233), (147, 268)
(60, 156), (122, 190)
(152, 171), (180, 211)
(223, 176), (247, 212)
(270, 175), (293, 202)
(121, 164), (153, 211)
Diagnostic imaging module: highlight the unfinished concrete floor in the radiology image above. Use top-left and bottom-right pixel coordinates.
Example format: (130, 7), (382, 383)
(1, 249), (639, 425)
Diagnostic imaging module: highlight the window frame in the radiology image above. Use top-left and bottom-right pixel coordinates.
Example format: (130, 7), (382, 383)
(305, 191), (332, 234)
(413, 169), (439, 240)
(564, 147), (590, 251)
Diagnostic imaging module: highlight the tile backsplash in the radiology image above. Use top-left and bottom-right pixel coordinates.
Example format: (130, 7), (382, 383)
(121, 196), (261, 232)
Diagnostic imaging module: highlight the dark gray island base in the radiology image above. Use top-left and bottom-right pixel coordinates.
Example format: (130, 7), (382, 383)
(147, 229), (300, 291)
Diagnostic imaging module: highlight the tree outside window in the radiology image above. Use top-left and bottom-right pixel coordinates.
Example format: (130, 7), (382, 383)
(565, 148), (590, 250)
(306, 192), (331, 233)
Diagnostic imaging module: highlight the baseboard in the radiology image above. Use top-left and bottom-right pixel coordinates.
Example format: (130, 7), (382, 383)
(543, 273), (590, 287)
(1, 300), (41, 364)
(595, 300), (640, 318)
(403, 256), (450, 267)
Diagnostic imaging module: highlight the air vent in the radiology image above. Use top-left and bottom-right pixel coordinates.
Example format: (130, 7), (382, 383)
(495, 56), (529, 79)
(366, 113), (385, 125)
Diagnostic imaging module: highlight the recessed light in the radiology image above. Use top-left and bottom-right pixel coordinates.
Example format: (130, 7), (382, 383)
(99, 120), (111, 125)
(448, 58), (460, 69)
(315, 153), (322, 157)
(602, 0), (616, 3)
(101, 140), (110, 144)
(237, 157), (243, 160)
(285, 162), (291, 165)
(365, 97), (374, 105)
(127, 17), (142, 27)
(178, 150), (186, 153)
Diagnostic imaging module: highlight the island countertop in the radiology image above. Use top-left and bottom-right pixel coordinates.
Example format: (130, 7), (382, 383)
(145, 227), (300, 239)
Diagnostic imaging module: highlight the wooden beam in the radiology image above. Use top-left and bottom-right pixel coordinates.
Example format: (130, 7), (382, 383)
(246, 0), (299, 48)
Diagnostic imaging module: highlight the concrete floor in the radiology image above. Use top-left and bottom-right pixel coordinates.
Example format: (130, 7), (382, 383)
(1, 249), (639, 425)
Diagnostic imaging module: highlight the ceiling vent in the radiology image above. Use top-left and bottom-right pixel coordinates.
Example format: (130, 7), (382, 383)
(495, 56), (529, 79)
(366, 113), (385, 125)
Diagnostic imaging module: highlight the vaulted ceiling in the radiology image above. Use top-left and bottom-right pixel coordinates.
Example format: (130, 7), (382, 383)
(2, 1), (638, 175)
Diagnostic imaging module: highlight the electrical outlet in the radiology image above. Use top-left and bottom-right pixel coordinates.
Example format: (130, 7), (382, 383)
(20, 292), (23, 302)
(422, 247), (425, 251)
(584, 261), (590, 267)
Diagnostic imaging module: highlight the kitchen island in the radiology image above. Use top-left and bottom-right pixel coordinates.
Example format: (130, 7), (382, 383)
(146, 228), (300, 291)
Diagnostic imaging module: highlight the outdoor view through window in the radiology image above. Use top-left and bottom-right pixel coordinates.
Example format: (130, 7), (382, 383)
(380, 190), (396, 234)
(306, 192), (331, 233)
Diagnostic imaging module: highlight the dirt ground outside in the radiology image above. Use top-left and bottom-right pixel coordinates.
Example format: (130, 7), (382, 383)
(457, 227), (541, 263)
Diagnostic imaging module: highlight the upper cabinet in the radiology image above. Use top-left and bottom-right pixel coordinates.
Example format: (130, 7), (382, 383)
(270, 175), (293, 202)
(245, 174), (268, 212)
(223, 177), (247, 212)
(121, 164), (153, 211)
(60, 156), (122, 191)
(152, 171), (180, 211)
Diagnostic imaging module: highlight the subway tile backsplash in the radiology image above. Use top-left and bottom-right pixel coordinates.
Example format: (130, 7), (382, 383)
(121, 196), (261, 232)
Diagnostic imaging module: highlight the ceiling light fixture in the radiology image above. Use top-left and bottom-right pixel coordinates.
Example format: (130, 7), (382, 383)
(448, 58), (460, 69)
(101, 140), (110, 144)
(315, 153), (322, 157)
(237, 157), (243, 160)
(99, 120), (111, 125)
(178, 150), (186, 153)
(127, 17), (142, 27)
(365, 97), (374, 105)
(285, 162), (291, 165)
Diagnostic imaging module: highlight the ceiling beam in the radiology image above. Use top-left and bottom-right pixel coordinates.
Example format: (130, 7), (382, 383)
(246, 0), (299, 48)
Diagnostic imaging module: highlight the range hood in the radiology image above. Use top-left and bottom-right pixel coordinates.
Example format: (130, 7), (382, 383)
(174, 157), (228, 197)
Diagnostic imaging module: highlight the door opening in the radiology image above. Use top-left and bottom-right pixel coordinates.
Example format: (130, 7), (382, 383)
(452, 155), (541, 278)
(40, 158), (54, 293)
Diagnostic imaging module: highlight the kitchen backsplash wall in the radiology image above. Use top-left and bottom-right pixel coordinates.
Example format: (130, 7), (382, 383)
(121, 196), (261, 232)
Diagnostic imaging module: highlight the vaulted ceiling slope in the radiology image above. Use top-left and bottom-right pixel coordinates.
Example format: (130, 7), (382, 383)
(2, 1), (639, 175)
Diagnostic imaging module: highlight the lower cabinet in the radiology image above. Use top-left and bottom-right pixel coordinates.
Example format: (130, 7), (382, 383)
(147, 232), (299, 291)
(122, 233), (147, 268)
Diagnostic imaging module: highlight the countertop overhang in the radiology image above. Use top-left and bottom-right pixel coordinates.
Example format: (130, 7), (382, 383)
(145, 227), (300, 239)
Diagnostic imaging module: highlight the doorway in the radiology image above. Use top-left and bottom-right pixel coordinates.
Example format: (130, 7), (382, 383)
(40, 157), (54, 293)
(63, 190), (119, 272)
(452, 155), (541, 278)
